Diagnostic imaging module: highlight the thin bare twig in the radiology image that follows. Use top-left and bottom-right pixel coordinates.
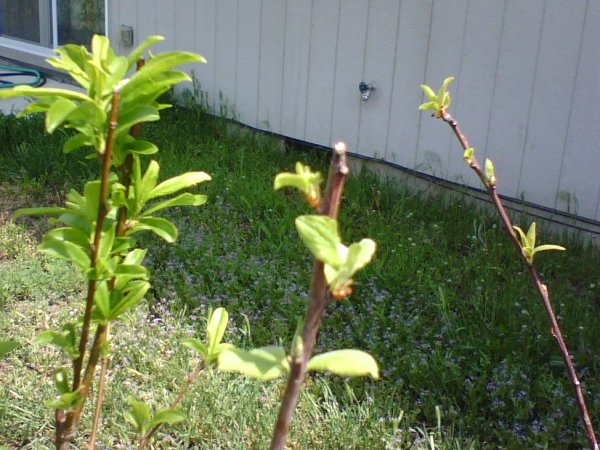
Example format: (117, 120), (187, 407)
(138, 361), (206, 449)
(440, 111), (598, 450)
(270, 142), (350, 450)
(88, 327), (111, 449)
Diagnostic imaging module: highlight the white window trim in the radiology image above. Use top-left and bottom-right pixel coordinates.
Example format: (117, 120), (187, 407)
(0, 0), (108, 59)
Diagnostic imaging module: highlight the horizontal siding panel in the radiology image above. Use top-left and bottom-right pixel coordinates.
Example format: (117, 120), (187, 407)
(518, 2), (587, 210)
(446, 0), (505, 188)
(236, 2), (261, 128)
(174, 0), (197, 95)
(94, 0), (600, 223)
(134, 0), (154, 52)
(194, 0), (217, 112)
(304, 0), (339, 146)
(257, 0), (286, 132)
(214, 0), (237, 118)
(330, 0), (369, 154)
(115, 0), (136, 55)
(357, 0), (401, 160)
(485, 0), (545, 199)
(416, 0), (468, 179)
(555, 1), (600, 220)
(385, 0), (432, 168)
(280, 0), (312, 141)
(154, 0), (175, 54)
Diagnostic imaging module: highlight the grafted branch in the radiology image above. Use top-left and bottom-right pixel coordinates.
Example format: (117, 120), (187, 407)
(270, 142), (349, 450)
(441, 111), (598, 450)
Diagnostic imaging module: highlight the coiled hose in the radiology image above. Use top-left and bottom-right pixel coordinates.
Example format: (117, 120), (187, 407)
(0, 64), (46, 89)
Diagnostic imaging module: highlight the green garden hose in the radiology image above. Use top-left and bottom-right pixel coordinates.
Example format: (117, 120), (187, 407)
(0, 64), (45, 89)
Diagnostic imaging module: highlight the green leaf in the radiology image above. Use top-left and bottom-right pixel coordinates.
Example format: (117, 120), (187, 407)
(420, 84), (437, 102)
(45, 98), (78, 133)
(290, 317), (304, 358)
(66, 100), (106, 130)
(47, 45), (90, 88)
(40, 237), (91, 270)
(124, 396), (151, 435)
(419, 101), (440, 111)
(92, 34), (110, 67)
(142, 193), (208, 216)
(92, 281), (111, 324)
(63, 133), (94, 154)
(122, 248), (147, 266)
(439, 76), (455, 109)
(0, 85), (90, 102)
(120, 71), (190, 108)
(97, 223), (117, 260)
(116, 105), (160, 137)
(217, 346), (289, 381)
(0, 340), (19, 358)
(273, 172), (309, 191)
(13, 207), (68, 219)
(148, 172), (212, 200)
(463, 147), (474, 162)
(108, 280), (150, 321)
(513, 225), (529, 248)
(147, 409), (186, 430)
(274, 162), (321, 191)
(182, 338), (209, 360)
(274, 162), (321, 207)
(325, 239), (376, 290)
(214, 343), (235, 357)
(126, 35), (165, 70)
(125, 139), (158, 156)
(115, 263), (148, 277)
(533, 244), (566, 255)
(526, 222), (537, 248)
(484, 158), (496, 186)
(35, 324), (79, 359)
(132, 217), (178, 242)
(83, 180), (102, 222)
(139, 160), (160, 203)
(308, 349), (380, 379)
(295, 215), (343, 267)
(18, 97), (57, 115)
(207, 307), (229, 354)
(45, 227), (90, 250)
(120, 52), (205, 100)
(46, 390), (84, 411)
(106, 55), (129, 87)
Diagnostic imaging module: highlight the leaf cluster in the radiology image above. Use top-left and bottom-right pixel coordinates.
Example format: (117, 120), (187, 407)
(124, 396), (185, 437)
(0, 35), (205, 163)
(274, 162), (322, 209)
(513, 222), (565, 265)
(295, 215), (376, 299)
(419, 76), (454, 116)
(0, 34), (211, 437)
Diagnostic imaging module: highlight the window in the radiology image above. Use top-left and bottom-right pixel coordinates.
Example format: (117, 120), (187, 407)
(0, 0), (106, 54)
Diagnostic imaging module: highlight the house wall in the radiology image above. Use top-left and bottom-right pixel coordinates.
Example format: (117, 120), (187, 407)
(103, 1), (600, 222)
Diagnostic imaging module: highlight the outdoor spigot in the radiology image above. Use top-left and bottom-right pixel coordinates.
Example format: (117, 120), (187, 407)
(359, 81), (375, 102)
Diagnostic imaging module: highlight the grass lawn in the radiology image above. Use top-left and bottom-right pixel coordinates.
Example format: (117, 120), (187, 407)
(1, 107), (599, 449)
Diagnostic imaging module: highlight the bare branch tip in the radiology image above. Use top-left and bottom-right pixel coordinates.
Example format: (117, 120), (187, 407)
(333, 141), (347, 155)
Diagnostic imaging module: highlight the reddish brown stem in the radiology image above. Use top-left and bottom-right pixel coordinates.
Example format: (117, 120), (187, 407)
(88, 59), (147, 449)
(270, 142), (349, 450)
(56, 90), (121, 449)
(441, 111), (598, 450)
